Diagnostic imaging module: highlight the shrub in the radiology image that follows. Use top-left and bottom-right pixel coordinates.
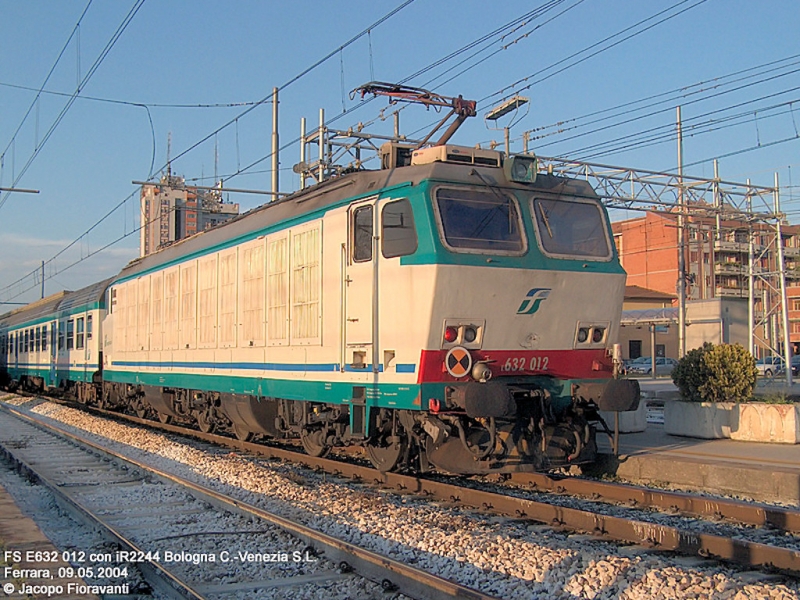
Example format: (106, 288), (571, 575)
(671, 343), (712, 402)
(672, 343), (757, 403)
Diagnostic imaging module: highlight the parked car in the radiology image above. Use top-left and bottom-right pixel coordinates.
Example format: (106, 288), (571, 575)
(626, 356), (678, 376)
(776, 355), (800, 377)
(756, 356), (785, 378)
(622, 356), (650, 374)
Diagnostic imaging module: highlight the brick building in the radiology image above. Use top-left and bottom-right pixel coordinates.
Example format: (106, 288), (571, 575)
(613, 210), (800, 354)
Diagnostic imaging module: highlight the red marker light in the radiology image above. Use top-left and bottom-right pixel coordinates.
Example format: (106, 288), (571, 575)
(444, 326), (458, 343)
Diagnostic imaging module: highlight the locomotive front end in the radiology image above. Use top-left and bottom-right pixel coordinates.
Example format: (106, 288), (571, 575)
(408, 150), (639, 474)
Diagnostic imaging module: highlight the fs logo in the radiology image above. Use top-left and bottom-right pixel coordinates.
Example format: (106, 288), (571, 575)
(517, 288), (551, 315)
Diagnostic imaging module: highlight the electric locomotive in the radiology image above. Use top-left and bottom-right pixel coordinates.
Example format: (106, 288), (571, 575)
(0, 142), (638, 475)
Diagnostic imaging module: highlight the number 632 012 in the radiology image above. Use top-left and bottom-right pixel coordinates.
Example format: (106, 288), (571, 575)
(501, 356), (549, 372)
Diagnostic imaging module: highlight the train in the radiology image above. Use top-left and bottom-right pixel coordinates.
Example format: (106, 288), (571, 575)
(0, 141), (639, 475)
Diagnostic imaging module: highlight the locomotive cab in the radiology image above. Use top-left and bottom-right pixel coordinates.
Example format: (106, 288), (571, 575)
(384, 144), (640, 473)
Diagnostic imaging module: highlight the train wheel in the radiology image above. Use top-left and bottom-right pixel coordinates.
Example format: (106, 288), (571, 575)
(195, 409), (215, 434)
(232, 422), (254, 442)
(130, 396), (147, 419)
(366, 434), (406, 472)
(300, 427), (330, 458)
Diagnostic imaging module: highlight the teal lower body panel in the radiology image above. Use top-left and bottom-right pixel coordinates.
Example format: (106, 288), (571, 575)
(8, 366), (94, 386)
(104, 369), (422, 410)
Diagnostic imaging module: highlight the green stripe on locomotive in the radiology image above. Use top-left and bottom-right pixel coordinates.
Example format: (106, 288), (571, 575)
(104, 369), (422, 409)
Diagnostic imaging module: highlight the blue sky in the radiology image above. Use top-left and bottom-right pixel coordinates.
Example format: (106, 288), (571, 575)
(1, 0), (799, 304)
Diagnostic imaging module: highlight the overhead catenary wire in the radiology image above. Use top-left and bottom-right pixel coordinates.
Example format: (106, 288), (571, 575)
(0, 0), (418, 302)
(156, 0), (417, 180)
(4, 1), (793, 304)
(480, 0), (710, 110)
(0, 1), (93, 171)
(0, 0), (713, 300)
(0, 0), (148, 212)
(403, 0), (710, 142)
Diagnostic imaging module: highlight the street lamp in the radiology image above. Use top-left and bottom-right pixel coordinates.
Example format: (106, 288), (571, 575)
(484, 96), (529, 155)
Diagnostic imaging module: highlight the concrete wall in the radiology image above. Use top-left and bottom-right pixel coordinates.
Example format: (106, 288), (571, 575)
(685, 297), (748, 349)
(619, 297), (749, 360)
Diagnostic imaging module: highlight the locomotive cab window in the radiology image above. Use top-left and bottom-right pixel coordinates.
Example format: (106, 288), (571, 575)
(352, 205), (373, 262)
(532, 197), (612, 260)
(381, 199), (417, 258)
(434, 187), (525, 254)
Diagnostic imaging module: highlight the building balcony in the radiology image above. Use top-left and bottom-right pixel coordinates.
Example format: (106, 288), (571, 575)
(783, 246), (800, 257)
(713, 240), (749, 253)
(714, 262), (745, 274)
(715, 286), (748, 298)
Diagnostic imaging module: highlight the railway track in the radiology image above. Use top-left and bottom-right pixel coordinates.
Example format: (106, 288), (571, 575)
(2, 392), (800, 598)
(66, 398), (800, 575)
(0, 401), (499, 600)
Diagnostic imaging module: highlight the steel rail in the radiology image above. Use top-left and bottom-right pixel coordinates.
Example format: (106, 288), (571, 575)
(507, 471), (800, 535)
(0, 406), (205, 600)
(7, 395), (800, 575)
(0, 402), (500, 600)
(85, 402), (800, 536)
(72, 404), (800, 575)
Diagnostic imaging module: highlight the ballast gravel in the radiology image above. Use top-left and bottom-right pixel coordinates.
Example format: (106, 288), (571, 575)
(2, 394), (799, 600)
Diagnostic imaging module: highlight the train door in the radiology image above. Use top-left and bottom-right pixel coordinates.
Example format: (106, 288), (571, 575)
(344, 197), (379, 372)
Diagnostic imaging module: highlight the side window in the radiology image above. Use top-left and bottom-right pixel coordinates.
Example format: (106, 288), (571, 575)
(58, 322), (65, 350)
(24, 330), (29, 353)
(381, 199), (418, 259)
(41, 325), (47, 352)
(352, 205), (373, 262)
(76, 317), (85, 350)
(66, 320), (75, 350)
(87, 314), (93, 341)
(35, 327), (40, 352)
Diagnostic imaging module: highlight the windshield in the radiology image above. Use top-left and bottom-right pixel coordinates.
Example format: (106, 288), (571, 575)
(434, 187), (525, 253)
(532, 197), (611, 259)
